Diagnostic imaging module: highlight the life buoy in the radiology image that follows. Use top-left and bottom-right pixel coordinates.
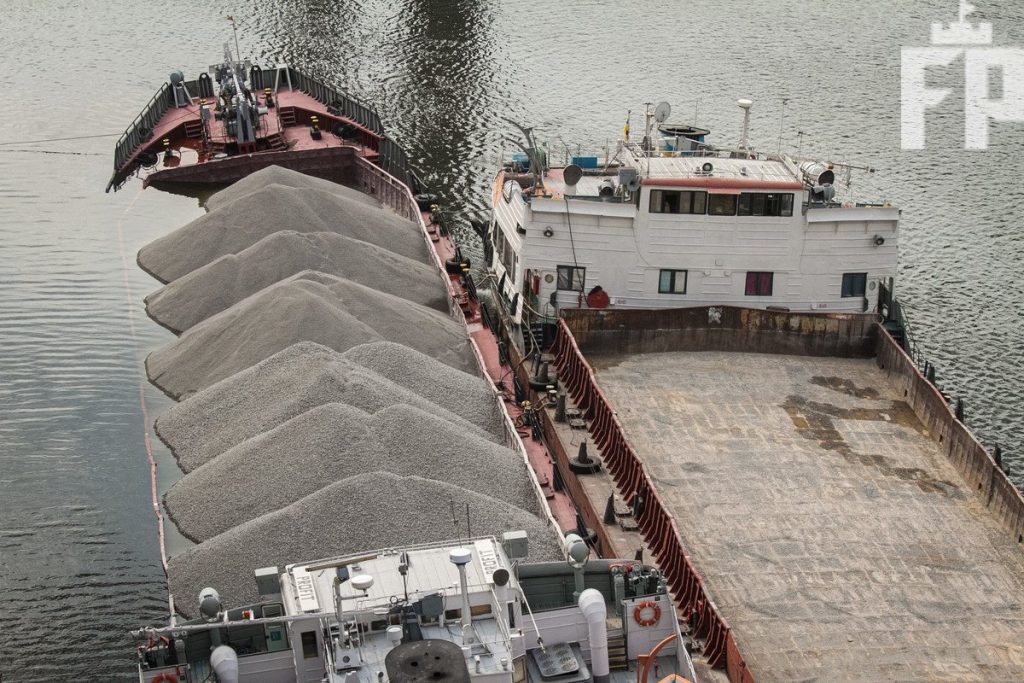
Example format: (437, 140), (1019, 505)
(633, 600), (661, 627)
(152, 673), (179, 683)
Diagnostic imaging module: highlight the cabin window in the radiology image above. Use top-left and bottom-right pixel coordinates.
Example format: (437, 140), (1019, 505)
(707, 193), (737, 216)
(842, 272), (868, 298)
(737, 193), (795, 217)
(744, 271), (774, 296)
(649, 190), (707, 214)
(658, 269), (688, 294)
(557, 265), (586, 291)
(301, 631), (319, 659)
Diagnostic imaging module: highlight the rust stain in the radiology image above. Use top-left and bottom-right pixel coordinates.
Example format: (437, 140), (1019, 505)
(810, 375), (880, 399)
(783, 394), (962, 497)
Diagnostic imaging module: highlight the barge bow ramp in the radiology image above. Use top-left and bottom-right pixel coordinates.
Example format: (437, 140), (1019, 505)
(560, 320), (1024, 681)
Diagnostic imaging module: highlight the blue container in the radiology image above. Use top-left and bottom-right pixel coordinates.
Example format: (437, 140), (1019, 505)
(571, 155), (599, 169)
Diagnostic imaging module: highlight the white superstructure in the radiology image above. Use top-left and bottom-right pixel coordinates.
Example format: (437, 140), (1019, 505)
(488, 103), (899, 327)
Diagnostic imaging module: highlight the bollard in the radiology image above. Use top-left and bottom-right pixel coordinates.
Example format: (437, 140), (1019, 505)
(955, 398), (965, 422)
(555, 392), (567, 422)
(604, 493), (616, 524)
(994, 444), (1003, 468)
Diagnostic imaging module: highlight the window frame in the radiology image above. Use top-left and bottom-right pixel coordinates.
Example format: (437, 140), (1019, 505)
(737, 192), (795, 217)
(707, 193), (738, 216)
(658, 269), (688, 294)
(744, 271), (774, 296)
(648, 189), (708, 215)
(841, 272), (868, 298)
(556, 265), (586, 292)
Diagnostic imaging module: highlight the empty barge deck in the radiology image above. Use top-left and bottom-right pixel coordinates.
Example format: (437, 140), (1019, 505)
(543, 308), (1024, 682)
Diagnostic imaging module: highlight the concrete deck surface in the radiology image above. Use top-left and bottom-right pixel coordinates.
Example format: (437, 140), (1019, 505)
(593, 351), (1024, 682)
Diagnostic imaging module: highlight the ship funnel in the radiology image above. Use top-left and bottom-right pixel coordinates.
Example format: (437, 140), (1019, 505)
(578, 589), (610, 683)
(737, 99), (753, 150)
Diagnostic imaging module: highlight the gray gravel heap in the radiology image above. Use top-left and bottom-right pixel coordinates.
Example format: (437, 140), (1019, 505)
(137, 183), (427, 283)
(342, 341), (501, 434)
(155, 342), (494, 473)
(145, 231), (447, 333)
(167, 472), (562, 615)
(204, 165), (379, 212)
(145, 271), (474, 399)
(164, 403), (537, 542)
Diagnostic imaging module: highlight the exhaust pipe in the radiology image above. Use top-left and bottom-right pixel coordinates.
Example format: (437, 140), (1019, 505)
(578, 588), (609, 683)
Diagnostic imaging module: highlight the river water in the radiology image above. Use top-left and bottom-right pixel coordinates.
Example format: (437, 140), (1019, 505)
(1, 0), (1022, 679)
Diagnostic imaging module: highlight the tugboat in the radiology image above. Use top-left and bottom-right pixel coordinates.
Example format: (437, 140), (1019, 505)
(486, 100), (900, 347)
(133, 535), (697, 683)
(106, 45), (414, 194)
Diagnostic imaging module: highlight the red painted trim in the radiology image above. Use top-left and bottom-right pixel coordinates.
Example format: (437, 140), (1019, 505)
(642, 177), (804, 190)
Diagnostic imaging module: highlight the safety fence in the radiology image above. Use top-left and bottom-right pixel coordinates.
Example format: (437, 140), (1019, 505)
(875, 324), (1024, 543)
(112, 83), (173, 178)
(287, 68), (383, 136)
(550, 319), (754, 681)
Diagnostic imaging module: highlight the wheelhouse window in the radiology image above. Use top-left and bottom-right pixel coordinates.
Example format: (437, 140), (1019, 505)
(744, 271), (773, 296)
(707, 193), (738, 216)
(658, 269), (688, 294)
(841, 272), (868, 298)
(557, 265), (586, 291)
(649, 189), (707, 215)
(737, 193), (794, 217)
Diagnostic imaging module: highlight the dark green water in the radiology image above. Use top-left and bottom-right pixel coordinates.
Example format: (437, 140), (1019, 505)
(1, 0), (1022, 679)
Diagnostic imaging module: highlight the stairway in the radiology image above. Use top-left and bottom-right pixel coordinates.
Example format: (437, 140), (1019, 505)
(265, 132), (288, 151)
(184, 120), (203, 139)
(278, 107), (297, 127)
(607, 634), (628, 671)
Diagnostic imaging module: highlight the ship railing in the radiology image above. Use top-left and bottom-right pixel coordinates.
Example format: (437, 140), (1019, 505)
(549, 319), (754, 682)
(286, 68), (383, 136)
(112, 82), (174, 173)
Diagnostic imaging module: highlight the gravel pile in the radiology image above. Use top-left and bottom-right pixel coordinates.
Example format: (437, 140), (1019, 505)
(145, 271), (473, 399)
(167, 472), (562, 614)
(204, 165), (379, 212)
(155, 342), (493, 473)
(145, 231), (446, 333)
(137, 183), (427, 283)
(164, 403), (536, 541)
(342, 342), (501, 434)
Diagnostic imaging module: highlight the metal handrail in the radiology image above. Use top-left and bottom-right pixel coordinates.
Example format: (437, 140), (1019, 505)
(113, 82), (174, 172)
(287, 68), (383, 135)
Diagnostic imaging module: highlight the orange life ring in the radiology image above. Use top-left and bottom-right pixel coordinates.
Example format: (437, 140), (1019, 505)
(633, 600), (661, 627)
(152, 673), (179, 683)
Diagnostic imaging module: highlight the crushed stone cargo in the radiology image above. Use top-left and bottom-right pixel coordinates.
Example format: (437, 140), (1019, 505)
(166, 472), (562, 615)
(204, 165), (380, 213)
(341, 341), (502, 435)
(145, 271), (474, 399)
(155, 342), (495, 473)
(145, 231), (447, 333)
(163, 403), (538, 541)
(137, 183), (428, 283)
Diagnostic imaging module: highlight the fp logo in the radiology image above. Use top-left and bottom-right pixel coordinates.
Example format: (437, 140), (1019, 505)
(901, 1), (1024, 149)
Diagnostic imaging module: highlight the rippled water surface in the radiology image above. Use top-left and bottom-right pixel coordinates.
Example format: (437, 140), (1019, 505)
(2, 0), (1023, 679)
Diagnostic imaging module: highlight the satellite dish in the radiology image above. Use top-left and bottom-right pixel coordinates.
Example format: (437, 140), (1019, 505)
(654, 101), (672, 123)
(562, 164), (583, 187)
(351, 574), (375, 592)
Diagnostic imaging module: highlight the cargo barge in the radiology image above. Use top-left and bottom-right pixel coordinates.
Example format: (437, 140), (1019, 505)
(113, 55), (1024, 682)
